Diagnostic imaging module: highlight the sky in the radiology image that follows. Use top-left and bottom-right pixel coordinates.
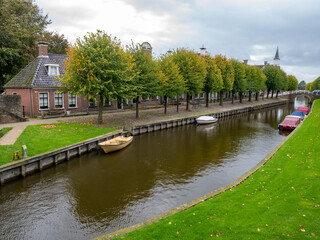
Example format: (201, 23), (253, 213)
(35, 0), (320, 83)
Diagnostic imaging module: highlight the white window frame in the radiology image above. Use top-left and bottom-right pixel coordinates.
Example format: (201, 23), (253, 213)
(45, 64), (60, 76)
(68, 94), (77, 108)
(54, 92), (64, 109)
(39, 92), (49, 110)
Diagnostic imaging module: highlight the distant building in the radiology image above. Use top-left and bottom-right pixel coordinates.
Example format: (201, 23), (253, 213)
(243, 47), (280, 69)
(274, 46), (280, 67)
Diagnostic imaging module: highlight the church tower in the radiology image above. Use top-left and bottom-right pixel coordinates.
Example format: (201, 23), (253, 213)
(274, 46), (280, 67)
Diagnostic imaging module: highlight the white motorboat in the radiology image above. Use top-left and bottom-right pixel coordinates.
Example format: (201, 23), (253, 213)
(196, 115), (218, 125)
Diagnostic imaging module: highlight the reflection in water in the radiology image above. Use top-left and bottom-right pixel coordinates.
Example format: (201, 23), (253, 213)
(0, 103), (299, 239)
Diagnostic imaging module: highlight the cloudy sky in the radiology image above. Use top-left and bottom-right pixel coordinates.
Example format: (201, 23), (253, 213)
(36, 0), (319, 83)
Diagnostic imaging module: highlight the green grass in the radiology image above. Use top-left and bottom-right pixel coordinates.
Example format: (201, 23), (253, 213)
(0, 123), (116, 165)
(113, 100), (320, 239)
(0, 127), (12, 138)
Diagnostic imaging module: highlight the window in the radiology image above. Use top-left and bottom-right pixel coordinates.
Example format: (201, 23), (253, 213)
(45, 64), (60, 76)
(54, 93), (63, 108)
(12, 92), (17, 95)
(68, 94), (77, 108)
(104, 96), (111, 106)
(39, 93), (49, 109)
(89, 98), (96, 107)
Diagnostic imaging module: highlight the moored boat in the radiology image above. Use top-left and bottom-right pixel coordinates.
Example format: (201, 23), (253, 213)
(278, 116), (302, 131)
(196, 115), (218, 125)
(288, 110), (306, 120)
(99, 136), (133, 154)
(297, 106), (310, 115)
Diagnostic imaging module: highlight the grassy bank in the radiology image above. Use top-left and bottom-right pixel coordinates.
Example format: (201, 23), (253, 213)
(0, 123), (116, 165)
(0, 127), (12, 139)
(109, 100), (320, 239)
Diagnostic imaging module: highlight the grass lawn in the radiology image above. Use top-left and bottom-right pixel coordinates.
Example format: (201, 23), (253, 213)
(0, 127), (12, 139)
(110, 100), (320, 239)
(0, 123), (116, 166)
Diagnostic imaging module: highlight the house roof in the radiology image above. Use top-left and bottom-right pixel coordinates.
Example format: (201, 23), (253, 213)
(5, 54), (68, 89)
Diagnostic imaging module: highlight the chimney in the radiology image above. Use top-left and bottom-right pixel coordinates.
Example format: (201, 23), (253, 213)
(37, 41), (49, 57)
(243, 59), (248, 65)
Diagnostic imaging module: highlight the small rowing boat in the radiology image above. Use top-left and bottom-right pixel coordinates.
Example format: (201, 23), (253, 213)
(196, 115), (218, 125)
(99, 136), (133, 154)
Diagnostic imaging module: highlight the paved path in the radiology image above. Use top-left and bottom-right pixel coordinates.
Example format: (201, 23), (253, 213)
(0, 97), (287, 146)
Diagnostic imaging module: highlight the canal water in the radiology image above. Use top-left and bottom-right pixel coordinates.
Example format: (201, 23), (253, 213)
(0, 98), (307, 240)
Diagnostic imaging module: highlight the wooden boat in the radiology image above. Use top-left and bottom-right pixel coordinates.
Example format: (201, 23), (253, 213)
(99, 136), (133, 154)
(196, 115), (218, 125)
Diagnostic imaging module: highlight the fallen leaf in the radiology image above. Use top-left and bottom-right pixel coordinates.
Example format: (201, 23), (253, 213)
(301, 229), (306, 232)
(257, 228), (260, 232)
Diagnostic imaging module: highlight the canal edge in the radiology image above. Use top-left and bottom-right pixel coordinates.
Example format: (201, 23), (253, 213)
(94, 103), (305, 240)
(0, 130), (123, 186)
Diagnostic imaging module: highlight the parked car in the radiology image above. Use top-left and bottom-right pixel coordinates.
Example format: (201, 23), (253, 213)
(313, 90), (320, 95)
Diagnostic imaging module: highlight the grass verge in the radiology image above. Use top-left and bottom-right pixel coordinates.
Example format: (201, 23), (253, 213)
(110, 100), (320, 239)
(0, 127), (13, 139)
(0, 123), (116, 166)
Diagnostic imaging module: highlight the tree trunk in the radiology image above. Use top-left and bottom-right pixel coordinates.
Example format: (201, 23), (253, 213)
(239, 92), (243, 103)
(97, 94), (103, 124)
(186, 94), (190, 110)
(176, 94), (179, 112)
(164, 95), (167, 114)
(219, 91), (223, 106)
(271, 90), (274, 98)
(248, 92), (252, 102)
(135, 96), (139, 118)
(231, 91), (234, 104)
(276, 90), (279, 98)
(267, 90), (269, 99)
(205, 92), (209, 107)
(255, 92), (259, 101)
(0, 75), (7, 94)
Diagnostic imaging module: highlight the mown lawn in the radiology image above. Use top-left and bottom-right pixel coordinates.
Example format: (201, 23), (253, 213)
(0, 127), (12, 139)
(0, 123), (116, 165)
(110, 100), (320, 239)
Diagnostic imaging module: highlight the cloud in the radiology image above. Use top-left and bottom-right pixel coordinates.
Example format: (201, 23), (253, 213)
(35, 0), (320, 82)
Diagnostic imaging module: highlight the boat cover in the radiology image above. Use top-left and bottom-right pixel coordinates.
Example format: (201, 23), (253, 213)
(279, 116), (301, 129)
(290, 111), (306, 118)
(297, 107), (310, 114)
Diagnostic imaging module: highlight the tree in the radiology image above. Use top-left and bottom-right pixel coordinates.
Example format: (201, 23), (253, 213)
(276, 68), (287, 97)
(172, 49), (207, 110)
(245, 66), (266, 101)
(0, 0), (50, 93)
(60, 30), (134, 124)
(263, 66), (278, 98)
(230, 59), (246, 103)
(203, 55), (223, 107)
(38, 31), (69, 55)
(310, 77), (320, 91)
(158, 53), (185, 114)
(298, 81), (306, 90)
(287, 75), (299, 91)
(127, 43), (161, 118)
(213, 55), (234, 106)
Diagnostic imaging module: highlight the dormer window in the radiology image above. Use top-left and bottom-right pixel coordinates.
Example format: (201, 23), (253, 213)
(45, 64), (60, 76)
